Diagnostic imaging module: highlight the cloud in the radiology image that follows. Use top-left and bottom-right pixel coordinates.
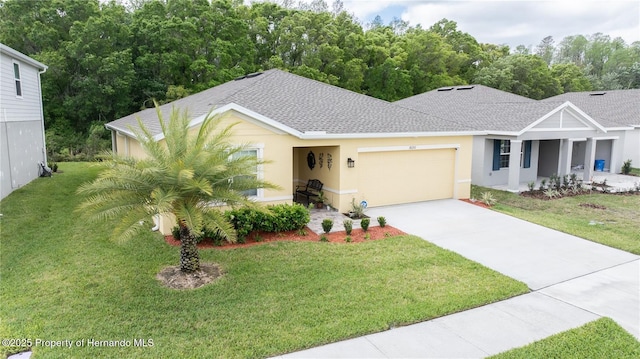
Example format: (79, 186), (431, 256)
(338, 0), (640, 48)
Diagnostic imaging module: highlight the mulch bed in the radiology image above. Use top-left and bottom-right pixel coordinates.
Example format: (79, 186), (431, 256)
(165, 225), (406, 250)
(460, 198), (491, 208)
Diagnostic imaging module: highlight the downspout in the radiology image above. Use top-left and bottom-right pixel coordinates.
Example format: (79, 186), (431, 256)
(38, 66), (48, 165)
(110, 129), (117, 153)
(151, 215), (160, 232)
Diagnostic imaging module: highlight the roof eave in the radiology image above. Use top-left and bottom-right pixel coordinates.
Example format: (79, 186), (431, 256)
(0, 43), (48, 71)
(299, 131), (482, 140)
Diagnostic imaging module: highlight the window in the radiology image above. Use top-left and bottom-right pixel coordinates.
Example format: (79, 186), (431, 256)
(492, 140), (532, 170)
(499, 140), (511, 168)
(231, 149), (259, 197)
(13, 62), (22, 97)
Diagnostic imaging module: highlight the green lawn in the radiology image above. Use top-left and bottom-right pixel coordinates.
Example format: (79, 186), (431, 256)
(631, 167), (640, 176)
(491, 318), (640, 359)
(0, 163), (528, 358)
(471, 185), (640, 254)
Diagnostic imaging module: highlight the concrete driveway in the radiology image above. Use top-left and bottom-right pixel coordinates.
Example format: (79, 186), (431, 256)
(367, 200), (638, 291)
(277, 199), (639, 358)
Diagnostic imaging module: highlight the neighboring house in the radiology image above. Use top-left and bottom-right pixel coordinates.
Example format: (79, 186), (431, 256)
(542, 90), (640, 168)
(105, 69), (477, 234)
(396, 85), (637, 192)
(0, 43), (48, 200)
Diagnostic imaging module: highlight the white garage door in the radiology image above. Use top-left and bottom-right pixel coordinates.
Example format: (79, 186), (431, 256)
(357, 148), (456, 207)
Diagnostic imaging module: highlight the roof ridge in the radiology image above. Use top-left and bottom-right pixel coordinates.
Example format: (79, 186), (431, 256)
(393, 98), (479, 130)
(215, 69), (277, 104)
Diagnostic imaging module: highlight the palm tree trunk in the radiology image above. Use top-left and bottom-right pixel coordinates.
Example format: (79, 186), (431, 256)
(179, 224), (200, 273)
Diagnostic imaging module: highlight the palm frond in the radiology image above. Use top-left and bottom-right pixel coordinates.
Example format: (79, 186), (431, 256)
(201, 207), (237, 243)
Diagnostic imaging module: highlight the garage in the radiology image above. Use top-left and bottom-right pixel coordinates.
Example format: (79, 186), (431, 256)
(357, 147), (457, 207)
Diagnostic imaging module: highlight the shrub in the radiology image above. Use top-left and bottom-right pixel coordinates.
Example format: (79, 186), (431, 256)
(343, 219), (353, 235)
(344, 235), (352, 243)
(543, 188), (559, 199)
(360, 218), (370, 232)
(350, 198), (365, 218)
(202, 227), (227, 246)
(527, 181), (535, 192)
(364, 233), (370, 240)
(321, 218), (333, 233)
(622, 159), (632, 175)
(539, 179), (547, 191)
(226, 203), (310, 240)
(319, 234), (329, 242)
(267, 203), (310, 231)
(171, 226), (181, 240)
(377, 216), (386, 227)
(481, 192), (497, 206)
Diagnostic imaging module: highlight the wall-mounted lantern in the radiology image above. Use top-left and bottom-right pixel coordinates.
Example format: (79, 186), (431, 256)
(347, 157), (355, 168)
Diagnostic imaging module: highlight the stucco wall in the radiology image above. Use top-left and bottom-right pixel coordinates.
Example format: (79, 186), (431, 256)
(621, 128), (640, 168)
(114, 111), (473, 234)
(474, 137), (539, 187)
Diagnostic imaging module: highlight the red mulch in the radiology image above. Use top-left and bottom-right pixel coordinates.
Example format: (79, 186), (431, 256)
(165, 225), (406, 250)
(460, 198), (491, 208)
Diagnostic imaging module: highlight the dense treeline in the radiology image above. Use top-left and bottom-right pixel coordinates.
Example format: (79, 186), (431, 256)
(1, 0), (638, 160)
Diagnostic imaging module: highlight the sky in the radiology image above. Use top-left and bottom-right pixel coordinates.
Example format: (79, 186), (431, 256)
(334, 0), (640, 50)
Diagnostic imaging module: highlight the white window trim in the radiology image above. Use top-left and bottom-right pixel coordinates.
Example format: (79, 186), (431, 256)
(499, 140), (526, 169)
(228, 145), (265, 200)
(13, 61), (23, 98)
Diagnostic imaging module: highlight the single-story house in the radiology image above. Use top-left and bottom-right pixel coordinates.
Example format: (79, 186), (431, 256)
(542, 90), (640, 167)
(395, 85), (638, 192)
(105, 69), (477, 234)
(0, 43), (48, 200)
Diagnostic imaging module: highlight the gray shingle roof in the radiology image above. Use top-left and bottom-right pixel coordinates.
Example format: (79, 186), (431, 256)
(395, 85), (637, 132)
(542, 90), (640, 127)
(106, 69), (475, 138)
(394, 85), (561, 132)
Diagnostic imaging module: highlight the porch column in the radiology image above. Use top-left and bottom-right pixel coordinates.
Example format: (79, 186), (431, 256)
(558, 139), (573, 176)
(583, 138), (596, 183)
(609, 139), (619, 174)
(508, 140), (522, 192)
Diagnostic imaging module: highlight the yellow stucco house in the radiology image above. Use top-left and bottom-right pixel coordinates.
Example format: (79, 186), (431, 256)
(105, 70), (478, 234)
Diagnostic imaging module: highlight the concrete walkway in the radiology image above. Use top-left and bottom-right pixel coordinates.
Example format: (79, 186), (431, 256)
(276, 199), (639, 358)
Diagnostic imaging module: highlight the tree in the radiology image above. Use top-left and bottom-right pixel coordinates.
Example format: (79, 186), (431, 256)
(550, 63), (592, 92)
(77, 106), (277, 273)
(535, 36), (555, 65)
(474, 54), (562, 99)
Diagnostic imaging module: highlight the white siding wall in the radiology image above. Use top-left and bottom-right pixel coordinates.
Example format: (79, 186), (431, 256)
(0, 49), (47, 200)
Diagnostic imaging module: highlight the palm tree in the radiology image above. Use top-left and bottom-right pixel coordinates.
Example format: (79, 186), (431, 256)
(77, 106), (277, 273)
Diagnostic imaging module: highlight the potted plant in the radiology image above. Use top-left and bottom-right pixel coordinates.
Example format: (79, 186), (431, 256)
(315, 191), (328, 209)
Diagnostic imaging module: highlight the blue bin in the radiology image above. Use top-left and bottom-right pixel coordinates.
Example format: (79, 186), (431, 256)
(594, 159), (605, 171)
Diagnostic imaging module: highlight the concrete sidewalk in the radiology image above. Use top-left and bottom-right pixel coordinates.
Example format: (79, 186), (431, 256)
(276, 199), (639, 358)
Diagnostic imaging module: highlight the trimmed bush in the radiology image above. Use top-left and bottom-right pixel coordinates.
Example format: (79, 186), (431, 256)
(343, 219), (353, 235)
(360, 218), (370, 232)
(226, 203), (311, 240)
(377, 216), (386, 227)
(322, 218), (334, 233)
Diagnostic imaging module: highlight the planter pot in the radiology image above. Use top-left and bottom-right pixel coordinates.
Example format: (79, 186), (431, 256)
(348, 211), (356, 218)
